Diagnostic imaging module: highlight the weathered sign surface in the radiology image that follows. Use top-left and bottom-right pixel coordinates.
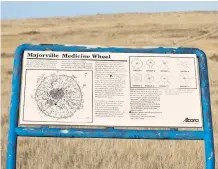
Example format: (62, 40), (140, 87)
(19, 51), (202, 127)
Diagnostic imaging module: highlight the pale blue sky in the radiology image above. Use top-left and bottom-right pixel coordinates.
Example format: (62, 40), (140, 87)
(1, 1), (218, 20)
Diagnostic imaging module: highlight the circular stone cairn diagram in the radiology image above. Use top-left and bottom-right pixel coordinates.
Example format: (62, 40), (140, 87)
(35, 74), (83, 119)
(146, 59), (155, 69)
(131, 59), (143, 69)
(132, 73), (142, 83)
(144, 74), (154, 83)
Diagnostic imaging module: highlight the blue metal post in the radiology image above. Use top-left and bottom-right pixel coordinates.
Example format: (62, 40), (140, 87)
(6, 46), (23, 169)
(15, 127), (205, 140)
(197, 50), (215, 169)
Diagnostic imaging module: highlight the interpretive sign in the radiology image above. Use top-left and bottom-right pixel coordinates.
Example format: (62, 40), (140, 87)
(19, 51), (202, 127)
(6, 44), (215, 169)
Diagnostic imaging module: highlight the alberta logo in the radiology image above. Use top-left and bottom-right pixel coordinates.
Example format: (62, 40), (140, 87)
(183, 117), (199, 123)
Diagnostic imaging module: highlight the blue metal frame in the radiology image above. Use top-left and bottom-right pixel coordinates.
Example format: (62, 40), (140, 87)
(6, 44), (215, 169)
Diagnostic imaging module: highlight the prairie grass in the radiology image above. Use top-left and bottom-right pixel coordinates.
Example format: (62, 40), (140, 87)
(1, 12), (218, 169)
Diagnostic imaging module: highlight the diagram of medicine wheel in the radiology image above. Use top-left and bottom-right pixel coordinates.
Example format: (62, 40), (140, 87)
(144, 74), (170, 85)
(159, 75), (170, 85)
(131, 58), (143, 69)
(177, 59), (191, 70)
(156, 59), (172, 71)
(131, 73), (142, 83)
(35, 74), (83, 119)
(144, 74), (155, 83)
(130, 57), (196, 88)
(131, 72), (171, 87)
(146, 59), (155, 69)
(131, 58), (172, 71)
(179, 74), (194, 86)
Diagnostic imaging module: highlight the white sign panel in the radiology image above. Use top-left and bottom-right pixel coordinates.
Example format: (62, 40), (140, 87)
(19, 51), (203, 127)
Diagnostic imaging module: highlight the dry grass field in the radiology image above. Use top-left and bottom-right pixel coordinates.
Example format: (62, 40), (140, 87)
(1, 11), (218, 169)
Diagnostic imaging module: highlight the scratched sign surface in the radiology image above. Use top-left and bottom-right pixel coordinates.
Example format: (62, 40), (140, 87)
(18, 50), (203, 127)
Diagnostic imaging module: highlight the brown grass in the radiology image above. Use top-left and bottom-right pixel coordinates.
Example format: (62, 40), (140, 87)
(1, 11), (218, 169)
(210, 54), (218, 62)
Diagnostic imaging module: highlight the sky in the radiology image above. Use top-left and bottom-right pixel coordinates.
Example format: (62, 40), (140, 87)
(1, 1), (218, 20)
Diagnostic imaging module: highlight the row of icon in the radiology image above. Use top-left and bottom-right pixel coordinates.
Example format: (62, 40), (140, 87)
(132, 73), (194, 86)
(131, 58), (191, 70)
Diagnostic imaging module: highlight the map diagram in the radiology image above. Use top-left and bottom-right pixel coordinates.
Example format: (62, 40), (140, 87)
(21, 69), (93, 124)
(34, 74), (83, 119)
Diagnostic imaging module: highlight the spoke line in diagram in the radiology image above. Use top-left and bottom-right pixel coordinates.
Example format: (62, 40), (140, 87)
(179, 74), (194, 86)
(177, 59), (191, 70)
(159, 75), (170, 85)
(155, 58), (172, 71)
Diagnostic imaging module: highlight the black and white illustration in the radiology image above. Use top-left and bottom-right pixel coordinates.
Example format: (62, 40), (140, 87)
(35, 74), (83, 119)
(144, 74), (155, 83)
(131, 58), (143, 69)
(21, 69), (93, 123)
(156, 58), (172, 71)
(177, 58), (191, 70)
(146, 59), (155, 69)
(129, 56), (197, 88)
(179, 73), (195, 86)
(131, 73), (142, 83)
(158, 75), (170, 86)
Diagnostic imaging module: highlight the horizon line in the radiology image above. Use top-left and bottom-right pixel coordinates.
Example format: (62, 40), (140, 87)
(2, 10), (218, 21)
